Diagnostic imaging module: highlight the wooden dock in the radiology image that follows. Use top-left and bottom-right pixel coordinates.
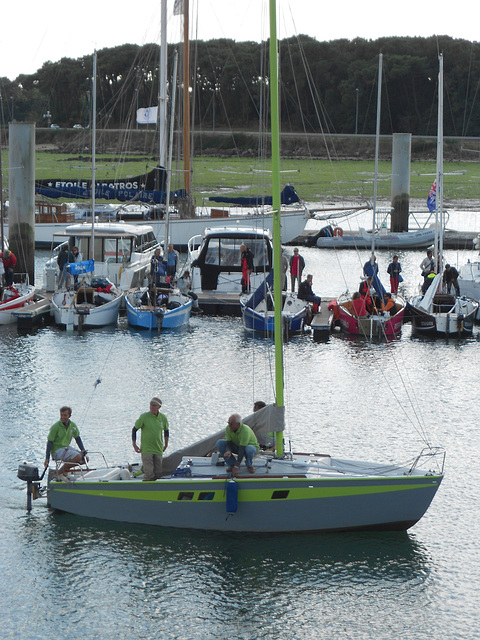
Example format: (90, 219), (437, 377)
(13, 292), (54, 328)
(197, 291), (242, 316)
(310, 298), (334, 341)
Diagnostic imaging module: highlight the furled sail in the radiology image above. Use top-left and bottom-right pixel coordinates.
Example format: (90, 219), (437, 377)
(35, 165), (186, 204)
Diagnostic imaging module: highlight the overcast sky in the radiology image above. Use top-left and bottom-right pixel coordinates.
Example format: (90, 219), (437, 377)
(1, 0), (477, 81)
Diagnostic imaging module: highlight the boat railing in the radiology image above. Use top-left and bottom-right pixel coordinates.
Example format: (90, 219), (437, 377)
(12, 272), (30, 286)
(408, 446), (446, 475)
(187, 234), (203, 258)
(53, 450), (111, 478)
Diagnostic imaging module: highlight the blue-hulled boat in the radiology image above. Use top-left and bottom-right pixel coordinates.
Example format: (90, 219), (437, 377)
(126, 287), (192, 330)
(240, 270), (310, 335)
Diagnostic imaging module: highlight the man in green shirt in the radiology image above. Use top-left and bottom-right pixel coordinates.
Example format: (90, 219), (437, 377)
(132, 397), (169, 481)
(216, 413), (259, 475)
(44, 406), (88, 476)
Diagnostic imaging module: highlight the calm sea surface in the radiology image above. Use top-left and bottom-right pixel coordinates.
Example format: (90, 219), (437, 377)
(2, 224), (480, 640)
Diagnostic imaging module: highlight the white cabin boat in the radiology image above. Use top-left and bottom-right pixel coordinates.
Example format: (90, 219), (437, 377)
(44, 222), (160, 292)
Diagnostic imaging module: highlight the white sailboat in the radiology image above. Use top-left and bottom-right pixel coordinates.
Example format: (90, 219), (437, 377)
(50, 52), (124, 330)
(20, 1), (444, 533)
(407, 54), (478, 335)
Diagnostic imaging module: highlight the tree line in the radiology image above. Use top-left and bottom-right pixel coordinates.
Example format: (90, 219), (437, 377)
(1, 35), (479, 139)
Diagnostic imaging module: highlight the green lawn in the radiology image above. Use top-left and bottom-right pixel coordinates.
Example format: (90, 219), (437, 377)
(2, 152), (479, 203)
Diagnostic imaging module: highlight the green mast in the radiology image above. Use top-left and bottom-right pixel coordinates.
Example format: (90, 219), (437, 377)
(269, 0), (284, 457)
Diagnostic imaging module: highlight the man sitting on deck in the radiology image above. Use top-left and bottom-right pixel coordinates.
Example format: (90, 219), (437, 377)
(44, 406), (89, 478)
(298, 274), (321, 307)
(216, 413), (259, 475)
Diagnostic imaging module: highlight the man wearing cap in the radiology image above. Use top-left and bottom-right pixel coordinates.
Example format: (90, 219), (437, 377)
(0, 249), (17, 286)
(132, 397), (169, 481)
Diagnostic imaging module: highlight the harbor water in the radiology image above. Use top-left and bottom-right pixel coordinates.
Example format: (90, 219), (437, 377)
(1, 237), (480, 640)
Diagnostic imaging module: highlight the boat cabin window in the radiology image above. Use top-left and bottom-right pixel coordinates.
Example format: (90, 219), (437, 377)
(203, 237), (271, 271)
(104, 237), (131, 263)
(135, 232), (158, 253)
(73, 236), (133, 263)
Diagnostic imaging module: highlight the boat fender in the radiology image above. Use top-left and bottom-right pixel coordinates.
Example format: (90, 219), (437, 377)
(457, 314), (464, 333)
(333, 227), (343, 237)
(226, 479), (238, 513)
(171, 467), (192, 478)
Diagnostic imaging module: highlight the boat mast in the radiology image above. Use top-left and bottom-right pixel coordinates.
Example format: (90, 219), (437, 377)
(159, 0), (168, 168)
(164, 51), (179, 249)
(269, 0), (284, 457)
(182, 0), (191, 195)
(435, 54), (444, 269)
(370, 52), (383, 261)
(91, 51), (97, 260)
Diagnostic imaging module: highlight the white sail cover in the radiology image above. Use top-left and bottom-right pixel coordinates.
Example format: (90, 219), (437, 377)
(419, 272), (443, 311)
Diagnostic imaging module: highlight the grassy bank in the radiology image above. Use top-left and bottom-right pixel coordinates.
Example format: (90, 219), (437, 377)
(2, 150), (479, 204)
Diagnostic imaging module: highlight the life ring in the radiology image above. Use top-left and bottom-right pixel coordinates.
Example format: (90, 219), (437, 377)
(333, 227), (344, 237)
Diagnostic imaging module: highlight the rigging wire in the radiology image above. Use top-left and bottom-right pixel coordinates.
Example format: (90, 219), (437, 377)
(76, 329), (124, 431)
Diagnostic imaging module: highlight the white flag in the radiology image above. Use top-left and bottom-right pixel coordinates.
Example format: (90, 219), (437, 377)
(136, 106), (158, 125)
(173, 0), (184, 15)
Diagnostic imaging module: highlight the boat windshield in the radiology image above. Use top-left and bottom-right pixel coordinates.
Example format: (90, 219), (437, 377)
(203, 237), (271, 270)
(75, 236), (133, 263)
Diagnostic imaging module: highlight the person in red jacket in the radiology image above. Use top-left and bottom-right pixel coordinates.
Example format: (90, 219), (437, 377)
(359, 276), (374, 314)
(351, 291), (367, 317)
(289, 247), (305, 292)
(0, 250), (16, 286)
(240, 244), (254, 294)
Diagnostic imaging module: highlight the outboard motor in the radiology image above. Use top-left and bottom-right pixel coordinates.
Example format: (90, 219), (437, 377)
(17, 463), (45, 510)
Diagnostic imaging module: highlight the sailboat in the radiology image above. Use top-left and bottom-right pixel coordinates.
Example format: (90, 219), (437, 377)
(125, 48), (193, 331)
(407, 55), (478, 335)
(334, 54), (405, 338)
(240, 270), (310, 335)
(20, 1), (444, 533)
(50, 52), (124, 330)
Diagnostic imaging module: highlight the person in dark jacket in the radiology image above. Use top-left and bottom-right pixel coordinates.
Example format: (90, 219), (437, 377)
(443, 264), (460, 295)
(57, 245), (74, 288)
(298, 274), (321, 306)
(150, 248), (167, 286)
